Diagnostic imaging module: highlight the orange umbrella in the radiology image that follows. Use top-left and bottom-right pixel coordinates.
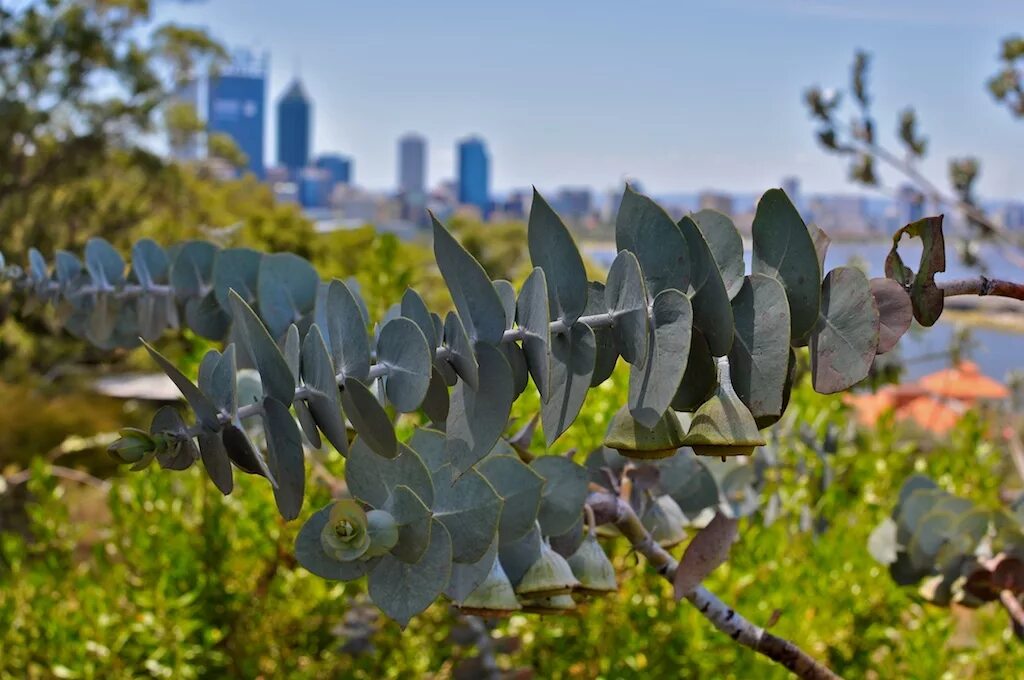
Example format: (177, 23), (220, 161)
(896, 396), (962, 435)
(917, 361), (1009, 401)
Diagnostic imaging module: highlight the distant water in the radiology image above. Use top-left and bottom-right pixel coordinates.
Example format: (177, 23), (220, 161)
(583, 241), (1024, 382)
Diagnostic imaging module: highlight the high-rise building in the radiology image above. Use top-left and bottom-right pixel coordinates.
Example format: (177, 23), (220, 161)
(698, 190), (734, 217)
(277, 79), (312, 175)
(457, 136), (490, 216)
(554, 187), (594, 220)
(316, 154), (352, 186)
(398, 134), (427, 194)
(207, 51), (267, 177)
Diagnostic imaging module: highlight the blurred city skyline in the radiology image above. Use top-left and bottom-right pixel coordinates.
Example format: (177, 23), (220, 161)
(156, 0), (1023, 200)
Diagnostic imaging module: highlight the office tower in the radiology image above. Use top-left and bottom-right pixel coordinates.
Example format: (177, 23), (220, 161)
(207, 51), (267, 177)
(277, 79), (311, 175)
(316, 154), (353, 186)
(398, 134), (427, 194)
(457, 136), (490, 216)
(554, 187), (594, 220)
(698, 190), (734, 217)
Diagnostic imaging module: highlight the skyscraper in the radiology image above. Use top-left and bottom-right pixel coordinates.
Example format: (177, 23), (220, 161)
(207, 51), (267, 177)
(457, 136), (490, 216)
(316, 154), (352, 188)
(277, 79), (311, 175)
(398, 134), (427, 195)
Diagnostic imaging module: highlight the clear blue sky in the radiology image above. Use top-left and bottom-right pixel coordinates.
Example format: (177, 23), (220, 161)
(156, 0), (1023, 199)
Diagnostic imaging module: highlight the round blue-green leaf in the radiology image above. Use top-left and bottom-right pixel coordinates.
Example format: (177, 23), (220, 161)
(347, 439), (434, 509)
(446, 343), (514, 476)
(728, 274), (791, 420)
(131, 239), (169, 289)
(498, 524), (542, 587)
(542, 321), (596, 447)
(751, 189), (822, 343)
(616, 185), (690, 297)
(170, 240), (218, 301)
(340, 377), (396, 459)
(213, 247), (262, 308)
(197, 430), (234, 495)
(262, 396), (305, 520)
(655, 449), (719, 515)
(432, 215), (506, 345)
(517, 267), (551, 401)
(443, 311), (479, 390)
(421, 367), (450, 424)
(433, 464), (503, 563)
(85, 237), (125, 289)
(369, 519), (452, 628)
(142, 340), (221, 430)
(185, 291), (230, 340)
(151, 406), (198, 471)
(810, 267), (880, 394)
(629, 288), (692, 428)
(408, 427), (447, 473)
(295, 504), (379, 581)
(693, 209), (744, 300)
(671, 329), (717, 412)
(528, 188), (588, 324)
(585, 281), (618, 387)
(501, 341), (529, 398)
(493, 279), (517, 330)
(55, 250), (83, 287)
(324, 279), (371, 383)
(446, 537), (499, 603)
(383, 484), (434, 564)
(401, 287), (437, 349)
(531, 456), (588, 536)
(293, 398), (321, 449)
(604, 250), (649, 366)
(283, 324), (301, 381)
(207, 344), (238, 418)
(377, 317), (432, 413)
(677, 215), (734, 356)
(27, 248), (47, 287)
(257, 252), (319, 340)
(301, 325), (349, 455)
(478, 454), (545, 542)
(223, 421), (275, 483)
(228, 290), (296, 405)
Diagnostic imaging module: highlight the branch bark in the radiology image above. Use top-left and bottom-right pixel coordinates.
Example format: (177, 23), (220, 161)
(940, 277), (1024, 302)
(587, 491), (842, 680)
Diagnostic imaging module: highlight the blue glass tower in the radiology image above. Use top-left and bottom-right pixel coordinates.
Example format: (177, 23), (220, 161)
(457, 137), (490, 216)
(316, 154), (352, 186)
(207, 55), (267, 177)
(277, 79), (312, 175)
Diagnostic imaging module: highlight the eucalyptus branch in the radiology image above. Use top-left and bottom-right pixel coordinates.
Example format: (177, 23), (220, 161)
(586, 491), (842, 680)
(939, 277), (1024, 301)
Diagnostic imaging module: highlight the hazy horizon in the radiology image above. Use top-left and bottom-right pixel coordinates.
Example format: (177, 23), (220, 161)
(156, 0), (1024, 201)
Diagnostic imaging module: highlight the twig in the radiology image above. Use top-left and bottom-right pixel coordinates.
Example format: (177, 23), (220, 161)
(587, 491), (842, 680)
(2, 465), (111, 493)
(940, 277), (1024, 302)
(1000, 590), (1024, 632)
